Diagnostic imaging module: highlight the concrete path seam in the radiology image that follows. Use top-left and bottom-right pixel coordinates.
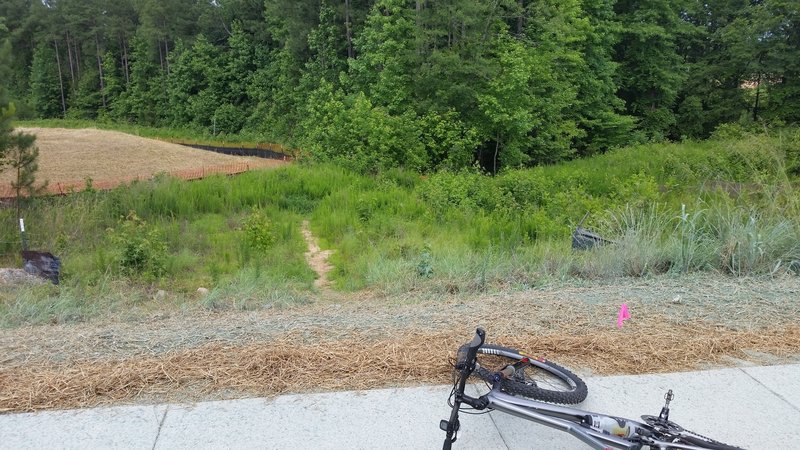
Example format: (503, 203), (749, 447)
(151, 406), (169, 450)
(487, 410), (512, 450)
(738, 367), (800, 413)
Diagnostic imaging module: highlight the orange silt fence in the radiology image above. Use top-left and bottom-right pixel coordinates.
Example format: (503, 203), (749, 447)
(0, 161), (281, 200)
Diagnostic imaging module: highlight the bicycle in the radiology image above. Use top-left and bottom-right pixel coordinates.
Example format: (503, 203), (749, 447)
(440, 328), (746, 450)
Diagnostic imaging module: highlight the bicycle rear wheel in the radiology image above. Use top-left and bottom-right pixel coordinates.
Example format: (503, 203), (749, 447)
(474, 344), (587, 404)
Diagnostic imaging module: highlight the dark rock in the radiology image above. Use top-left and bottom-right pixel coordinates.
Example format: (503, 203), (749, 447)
(21, 251), (61, 284)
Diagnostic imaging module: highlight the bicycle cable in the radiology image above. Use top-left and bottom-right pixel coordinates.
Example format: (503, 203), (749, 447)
(446, 359), (491, 416)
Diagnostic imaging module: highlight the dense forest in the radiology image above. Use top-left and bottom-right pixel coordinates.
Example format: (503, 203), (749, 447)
(1, 0), (799, 173)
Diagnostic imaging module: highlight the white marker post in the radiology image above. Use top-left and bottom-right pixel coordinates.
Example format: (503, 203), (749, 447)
(19, 218), (28, 251)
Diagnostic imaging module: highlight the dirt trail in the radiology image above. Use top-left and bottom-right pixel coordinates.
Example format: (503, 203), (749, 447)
(2, 274), (800, 412)
(301, 220), (334, 290)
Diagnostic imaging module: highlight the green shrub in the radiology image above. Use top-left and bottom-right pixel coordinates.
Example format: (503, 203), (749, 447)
(416, 244), (433, 277)
(107, 211), (167, 279)
(299, 85), (426, 173)
(213, 103), (246, 135)
(242, 208), (276, 252)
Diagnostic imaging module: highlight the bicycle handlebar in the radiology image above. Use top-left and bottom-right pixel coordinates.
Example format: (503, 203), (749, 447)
(442, 328), (487, 450)
(462, 328), (485, 372)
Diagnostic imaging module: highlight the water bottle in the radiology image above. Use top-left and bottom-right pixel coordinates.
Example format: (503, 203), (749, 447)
(586, 415), (638, 438)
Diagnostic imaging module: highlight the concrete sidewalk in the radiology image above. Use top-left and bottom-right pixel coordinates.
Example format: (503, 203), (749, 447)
(2, 364), (799, 449)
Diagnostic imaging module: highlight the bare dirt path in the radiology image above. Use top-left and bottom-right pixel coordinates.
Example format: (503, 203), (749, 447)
(2, 274), (800, 412)
(301, 220), (334, 290)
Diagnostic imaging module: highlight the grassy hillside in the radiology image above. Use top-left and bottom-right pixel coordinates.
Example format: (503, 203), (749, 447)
(1, 128), (799, 325)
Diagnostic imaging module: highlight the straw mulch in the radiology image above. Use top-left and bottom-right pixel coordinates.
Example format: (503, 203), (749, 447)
(2, 318), (798, 413)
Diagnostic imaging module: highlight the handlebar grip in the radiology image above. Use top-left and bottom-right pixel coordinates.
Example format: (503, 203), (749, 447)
(468, 328), (486, 349)
(464, 328), (486, 369)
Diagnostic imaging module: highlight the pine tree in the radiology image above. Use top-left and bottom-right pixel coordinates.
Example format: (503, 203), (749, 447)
(224, 22), (256, 107)
(7, 131), (45, 217)
(1, 24), (15, 166)
(568, 0), (634, 154)
(115, 35), (166, 125)
(100, 50), (123, 117)
(348, 0), (418, 114)
(68, 67), (103, 119)
(2, 29), (43, 215)
(166, 35), (223, 131)
(304, 0), (347, 90)
(29, 41), (65, 118)
(740, 0), (800, 123)
(674, 0), (749, 137)
(614, 0), (689, 140)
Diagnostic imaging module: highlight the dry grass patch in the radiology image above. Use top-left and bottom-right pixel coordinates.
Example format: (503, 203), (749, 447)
(2, 274), (799, 412)
(2, 319), (799, 412)
(0, 127), (283, 189)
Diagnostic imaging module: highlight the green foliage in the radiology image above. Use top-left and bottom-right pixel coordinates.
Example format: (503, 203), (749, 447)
(418, 169), (513, 218)
(68, 68), (103, 120)
(614, 0), (688, 140)
(2, 131), (800, 324)
(29, 42), (63, 119)
(299, 83), (426, 173)
(304, 0), (346, 89)
(213, 103), (246, 135)
(1, 34), (14, 164)
(242, 208), (277, 252)
(348, 0), (417, 114)
(113, 36), (167, 125)
(247, 47), (302, 140)
(167, 35), (223, 130)
(107, 211), (167, 279)
(418, 110), (479, 171)
(2, 35), (44, 214)
(476, 33), (541, 171)
(568, 0), (635, 154)
(223, 22), (257, 111)
(6, 1), (800, 171)
(416, 244), (433, 277)
(7, 129), (45, 214)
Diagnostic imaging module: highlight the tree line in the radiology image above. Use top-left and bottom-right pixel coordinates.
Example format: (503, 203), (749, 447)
(1, 0), (798, 173)
(2, 15), (41, 211)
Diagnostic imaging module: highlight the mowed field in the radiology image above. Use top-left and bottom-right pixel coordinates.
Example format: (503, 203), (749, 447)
(0, 128), (286, 194)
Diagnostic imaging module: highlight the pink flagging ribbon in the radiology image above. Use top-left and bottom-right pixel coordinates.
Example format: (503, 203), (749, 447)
(616, 303), (631, 328)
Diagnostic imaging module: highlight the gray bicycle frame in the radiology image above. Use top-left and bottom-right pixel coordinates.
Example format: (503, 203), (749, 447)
(483, 388), (727, 450)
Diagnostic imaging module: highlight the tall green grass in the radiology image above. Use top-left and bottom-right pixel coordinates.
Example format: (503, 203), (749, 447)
(2, 129), (799, 325)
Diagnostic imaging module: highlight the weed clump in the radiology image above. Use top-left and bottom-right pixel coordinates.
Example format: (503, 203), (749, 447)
(107, 211), (167, 280)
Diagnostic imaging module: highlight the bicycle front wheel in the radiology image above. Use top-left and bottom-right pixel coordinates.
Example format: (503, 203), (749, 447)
(474, 344), (588, 404)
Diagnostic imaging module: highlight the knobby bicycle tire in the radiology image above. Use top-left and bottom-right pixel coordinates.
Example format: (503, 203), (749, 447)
(474, 344), (588, 405)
